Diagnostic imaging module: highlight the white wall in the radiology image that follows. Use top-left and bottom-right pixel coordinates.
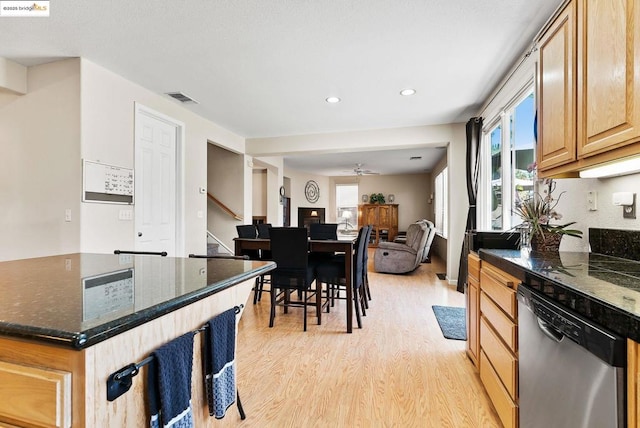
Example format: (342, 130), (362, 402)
(330, 173), (432, 230)
(207, 144), (245, 250)
(0, 59), (81, 261)
(252, 170), (267, 217)
(283, 168), (330, 227)
(447, 124), (468, 283)
(79, 58), (246, 256)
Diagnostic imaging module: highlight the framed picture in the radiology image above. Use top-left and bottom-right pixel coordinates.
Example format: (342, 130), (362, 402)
(362, 194), (368, 203)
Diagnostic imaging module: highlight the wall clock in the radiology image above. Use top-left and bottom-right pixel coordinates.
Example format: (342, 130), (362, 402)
(279, 186), (286, 197)
(304, 180), (320, 203)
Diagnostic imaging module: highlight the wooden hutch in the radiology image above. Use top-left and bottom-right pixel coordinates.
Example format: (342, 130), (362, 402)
(358, 204), (398, 247)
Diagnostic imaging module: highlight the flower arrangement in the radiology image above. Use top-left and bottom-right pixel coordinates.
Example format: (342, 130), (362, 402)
(514, 176), (582, 250)
(369, 193), (386, 204)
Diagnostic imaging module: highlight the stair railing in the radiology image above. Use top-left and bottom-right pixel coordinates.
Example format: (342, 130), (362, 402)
(207, 230), (234, 255)
(207, 192), (243, 221)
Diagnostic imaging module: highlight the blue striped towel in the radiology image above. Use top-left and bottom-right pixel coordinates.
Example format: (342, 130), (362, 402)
(205, 307), (237, 419)
(148, 332), (194, 428)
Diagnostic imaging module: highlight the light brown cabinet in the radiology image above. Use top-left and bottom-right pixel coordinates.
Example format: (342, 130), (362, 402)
(466, 252), (481, 368)
(358, 204), (398, 247)
(479, 261), (520, 428)
(537, 0), (640, 177)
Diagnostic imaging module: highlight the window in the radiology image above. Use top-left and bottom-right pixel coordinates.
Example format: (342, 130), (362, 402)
(480, 89), (535, 231)
(336, 184), (358, 232)
(435, 167), (448, 238)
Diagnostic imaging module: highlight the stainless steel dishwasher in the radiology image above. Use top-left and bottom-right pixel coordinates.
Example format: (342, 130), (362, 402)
(517, 284), (626, 428)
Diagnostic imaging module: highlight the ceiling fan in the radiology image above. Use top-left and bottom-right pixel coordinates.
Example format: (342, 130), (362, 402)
(347, 163), (380, 176)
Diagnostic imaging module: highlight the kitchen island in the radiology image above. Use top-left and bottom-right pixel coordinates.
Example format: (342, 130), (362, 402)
(0, 253), (274, 427)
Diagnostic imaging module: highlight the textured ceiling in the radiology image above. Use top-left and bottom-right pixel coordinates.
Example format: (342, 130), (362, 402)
(0, 0), (562, 174)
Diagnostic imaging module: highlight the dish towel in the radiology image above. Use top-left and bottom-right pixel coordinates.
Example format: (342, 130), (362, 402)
(147, 332), (195, 428)
(204, 307), (237, 419)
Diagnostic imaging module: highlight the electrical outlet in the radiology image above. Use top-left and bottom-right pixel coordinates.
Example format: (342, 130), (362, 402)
(65, 209), (72, 222)
(587, 191), (597, 211)
(119, 210), (133, 220)
(624, 197), (636, 219)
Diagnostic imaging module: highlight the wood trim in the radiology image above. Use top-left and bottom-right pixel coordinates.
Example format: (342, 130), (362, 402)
(468, 252), (481, 281)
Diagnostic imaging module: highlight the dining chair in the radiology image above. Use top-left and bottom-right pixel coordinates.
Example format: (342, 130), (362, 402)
(308, 223), (338, 263)
(362, 225), (374, 305)
(254, 223), (272, 304)
(268, 227), (319, 331)
(315, 226), (368, 328)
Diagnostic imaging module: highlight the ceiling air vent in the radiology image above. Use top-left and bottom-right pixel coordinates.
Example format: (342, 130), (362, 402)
(409, 156), (422, 160)
(165, 92), (199, 104)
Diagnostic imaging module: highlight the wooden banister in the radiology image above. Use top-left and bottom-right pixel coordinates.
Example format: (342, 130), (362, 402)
(207, 193), (243, 221)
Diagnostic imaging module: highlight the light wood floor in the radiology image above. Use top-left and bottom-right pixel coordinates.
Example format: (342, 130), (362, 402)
(217, 254), (501, 427)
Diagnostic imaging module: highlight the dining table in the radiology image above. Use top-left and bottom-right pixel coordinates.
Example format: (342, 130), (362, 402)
(234, 237), (355, 333)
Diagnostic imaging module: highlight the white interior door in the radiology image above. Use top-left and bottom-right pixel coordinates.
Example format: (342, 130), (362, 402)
(135, 107), (177, 255)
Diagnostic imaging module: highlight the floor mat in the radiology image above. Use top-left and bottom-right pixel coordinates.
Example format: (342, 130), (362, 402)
(432, 305), (466, 340)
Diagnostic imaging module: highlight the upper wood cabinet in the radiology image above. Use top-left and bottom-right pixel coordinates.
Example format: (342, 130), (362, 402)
(537, 0), (577, 171)
(537, 0), (640, 176)
(578, 0), (640, 156)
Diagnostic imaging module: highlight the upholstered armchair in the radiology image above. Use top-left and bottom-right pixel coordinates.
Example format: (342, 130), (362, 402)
(374, 222), (429, 274)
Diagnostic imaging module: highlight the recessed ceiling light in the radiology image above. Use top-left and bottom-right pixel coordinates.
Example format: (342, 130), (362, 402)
(400, 88), (416, 96)
(326, 96), (341, 103)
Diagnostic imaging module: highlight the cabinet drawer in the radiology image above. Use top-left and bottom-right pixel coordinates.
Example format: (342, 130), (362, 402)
(481, 291), (517, 352)
(0, 361), (71, 428)
(480, 316), (517, 400)
(480, 350), (518, 428)
(481, 266), (518, 319)
(468, 253), (481, 281)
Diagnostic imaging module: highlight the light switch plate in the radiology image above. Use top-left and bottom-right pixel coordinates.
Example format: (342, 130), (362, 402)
(587, 191), (597, 211)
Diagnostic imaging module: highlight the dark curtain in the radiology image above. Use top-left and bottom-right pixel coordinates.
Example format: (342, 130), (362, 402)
(456, 117), (483, 293)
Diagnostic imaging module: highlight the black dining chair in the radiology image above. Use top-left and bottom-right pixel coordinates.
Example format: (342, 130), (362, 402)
(308, 223), (338, 263)
(315, 226), (368, 328)
(254, 223), (272, 304)
(361, 224), (374, 305)
(268, 227), (319, 331)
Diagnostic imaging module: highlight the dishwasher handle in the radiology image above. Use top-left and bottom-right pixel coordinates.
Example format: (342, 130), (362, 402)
(537, 317), (564, 343)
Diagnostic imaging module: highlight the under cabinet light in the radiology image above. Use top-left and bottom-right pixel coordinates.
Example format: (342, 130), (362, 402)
(579, 156), (640, 178)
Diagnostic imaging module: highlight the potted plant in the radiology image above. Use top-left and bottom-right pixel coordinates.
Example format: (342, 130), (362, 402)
(514, 178), (582, 251)
(369, 193), (386, 204)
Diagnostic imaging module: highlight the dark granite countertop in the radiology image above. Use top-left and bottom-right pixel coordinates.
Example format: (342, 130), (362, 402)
(0, 253), (274, 349)
(479, 249), (640, 343)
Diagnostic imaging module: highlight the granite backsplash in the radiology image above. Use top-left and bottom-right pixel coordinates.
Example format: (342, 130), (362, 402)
(590, 228), (640, 261)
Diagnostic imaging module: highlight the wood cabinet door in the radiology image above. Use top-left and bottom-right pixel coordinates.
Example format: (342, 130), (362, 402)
(577, 0), (640, 157)
(378, 205), (390, 228)
(363, 205), (378, 226)
(537, 0), (577, 171)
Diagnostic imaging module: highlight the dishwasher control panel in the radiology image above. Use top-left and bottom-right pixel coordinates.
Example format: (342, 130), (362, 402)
(532, 300), (583, 344)
(518, 283), (626, 367)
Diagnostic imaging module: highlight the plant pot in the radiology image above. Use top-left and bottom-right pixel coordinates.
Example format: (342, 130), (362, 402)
(530, 232), (562, 252)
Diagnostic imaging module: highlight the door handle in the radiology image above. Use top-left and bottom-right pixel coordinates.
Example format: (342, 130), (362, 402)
(138, 232), (143, 237)
(536, 317), (564, 343)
